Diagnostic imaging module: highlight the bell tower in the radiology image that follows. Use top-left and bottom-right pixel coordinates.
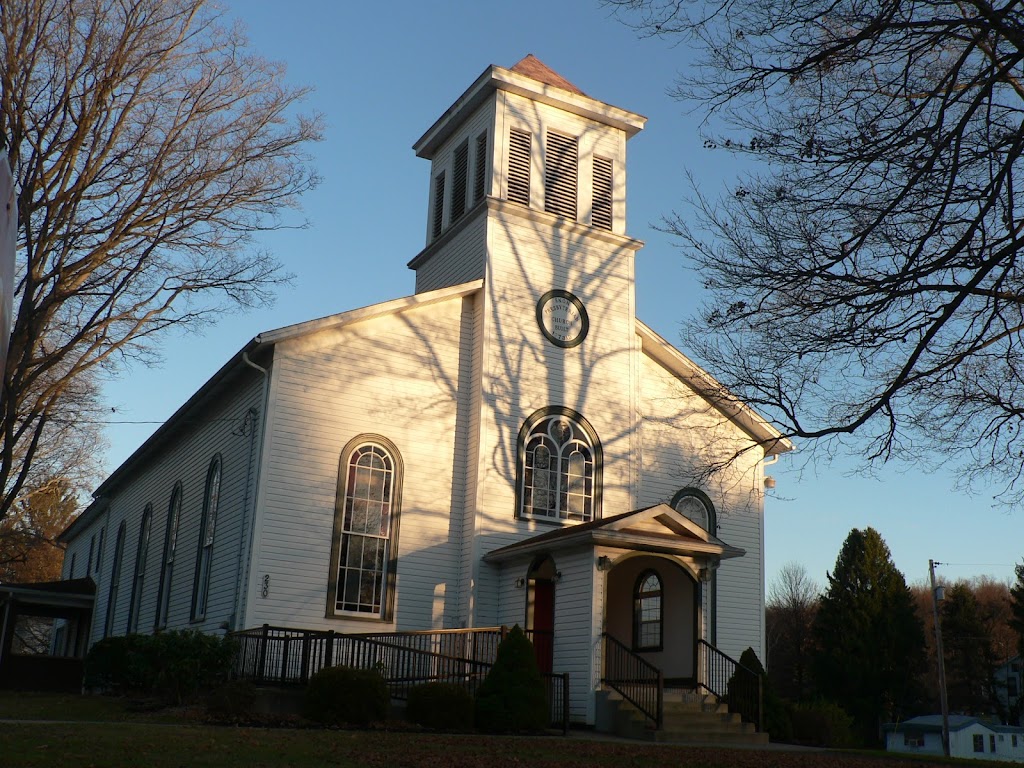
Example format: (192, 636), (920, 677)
(409, 57), (648, 628)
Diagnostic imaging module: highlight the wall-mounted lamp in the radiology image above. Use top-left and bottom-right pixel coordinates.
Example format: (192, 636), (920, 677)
(553, 571), (562, 583)
(514, 577), (526, 589)
(764, 475), (777, 489)
(596, 556), (612, 572)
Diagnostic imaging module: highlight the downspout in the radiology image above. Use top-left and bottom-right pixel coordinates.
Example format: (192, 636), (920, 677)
(231, 348), (269, 631)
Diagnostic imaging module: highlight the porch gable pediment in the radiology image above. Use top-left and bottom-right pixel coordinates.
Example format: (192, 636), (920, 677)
(483, 504), (745, 563)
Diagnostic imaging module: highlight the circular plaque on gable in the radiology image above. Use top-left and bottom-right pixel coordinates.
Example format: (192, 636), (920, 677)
(536, 290), (589, 349)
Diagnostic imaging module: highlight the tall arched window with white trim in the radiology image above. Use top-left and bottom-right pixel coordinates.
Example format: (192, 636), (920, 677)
(104, 522), (127, 637)
(155, 483), (182, 630)
(327, 436), (403, 620)
(127, 505), (152, 632)
(191, 456), (221, 621)
(517, 408), (602, 522)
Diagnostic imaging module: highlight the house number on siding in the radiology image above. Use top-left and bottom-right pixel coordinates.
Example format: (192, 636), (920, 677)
(260, 574), (270, 598)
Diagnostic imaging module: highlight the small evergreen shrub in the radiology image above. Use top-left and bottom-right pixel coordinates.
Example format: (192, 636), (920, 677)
(406, 682), (474, 730)
(788, 699), (855, 747)
(474, 625), (549, 733)
(303, 665), (389, 727)
(725, 647), (791, 741)
(83, 631), (238, 704)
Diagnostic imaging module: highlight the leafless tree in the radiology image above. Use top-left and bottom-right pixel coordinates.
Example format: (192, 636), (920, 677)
(607, 0), (1024, 501)
(765, 562), (819, 700)
(0, 0), (322, 524)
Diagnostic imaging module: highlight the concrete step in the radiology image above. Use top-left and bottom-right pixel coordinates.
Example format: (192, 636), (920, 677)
(604, 687), (766, 745)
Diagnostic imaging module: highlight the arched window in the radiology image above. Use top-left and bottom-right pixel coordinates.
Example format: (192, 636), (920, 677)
(155, 483), (182, 630)
(327, 436), (403, 620)
(127, 506), (152, 633)
(634, 570), (663, 651)
(670, 488), (716, 533)
(104, 522), (127, 637)
(192, 456), (222, 621)
(517, 407), (602, 522)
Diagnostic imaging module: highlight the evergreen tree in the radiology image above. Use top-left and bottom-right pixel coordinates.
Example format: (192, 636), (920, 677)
(813, 528), (926, 745)
(942, 582), (1000, 716)
(1011, 562), (1024, 658)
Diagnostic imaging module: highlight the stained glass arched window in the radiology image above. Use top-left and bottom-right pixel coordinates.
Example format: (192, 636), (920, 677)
(517, 408), (602, 522)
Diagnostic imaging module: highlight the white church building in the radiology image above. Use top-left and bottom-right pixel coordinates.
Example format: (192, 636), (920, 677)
(56, 55), (791, 729)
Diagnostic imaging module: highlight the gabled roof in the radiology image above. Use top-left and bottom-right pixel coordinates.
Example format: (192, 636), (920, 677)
(414, 57), (646, 159)
(77, 280), (483, 513)
(483, 503), (745, 563)
(509, 54), (586, 96)
(636, 319), (793, 457)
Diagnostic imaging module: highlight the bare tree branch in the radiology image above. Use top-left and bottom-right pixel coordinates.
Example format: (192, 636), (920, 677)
(0, 0), (323, 522)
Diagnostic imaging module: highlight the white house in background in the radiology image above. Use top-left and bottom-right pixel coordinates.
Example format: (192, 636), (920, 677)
(996, 656), (1023, 725)
(56, 55), (791, 727)
(885, 715), (1024, 762)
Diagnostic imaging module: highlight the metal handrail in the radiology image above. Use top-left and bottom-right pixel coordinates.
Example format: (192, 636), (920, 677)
(696, 638), (762, 731)
(230, 624), (570, 731)
(601, 632), (663, 729)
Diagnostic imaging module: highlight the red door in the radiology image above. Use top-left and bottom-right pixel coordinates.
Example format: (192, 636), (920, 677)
(530, 580), (555, 675)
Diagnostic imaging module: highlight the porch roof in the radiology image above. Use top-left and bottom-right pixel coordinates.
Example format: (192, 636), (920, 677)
(0, 577), (96, 611)
(483, 503), (745, 563)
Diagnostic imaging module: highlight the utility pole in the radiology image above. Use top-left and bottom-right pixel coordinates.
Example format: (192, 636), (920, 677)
(930, 559), (950, 757)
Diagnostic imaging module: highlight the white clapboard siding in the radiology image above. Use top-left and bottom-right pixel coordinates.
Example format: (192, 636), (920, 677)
(413, 209), (487, 294)
(244, 295), (471, 632)
(82, 371), (264, 644)
(468, 199), (641, 626)
(637, 351), (766, 661)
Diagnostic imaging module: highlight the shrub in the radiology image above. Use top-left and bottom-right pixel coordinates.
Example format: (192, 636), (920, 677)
(150, 630), (238, 704)
(83, 631), (238, 704)
(83, 634), (156, 694)
(406, 682), (474, 730)
(474, 625), (548, 733)
(303, 665), (389, 727)
(725, 647), (791, 741)
(788, 699), (855, 747)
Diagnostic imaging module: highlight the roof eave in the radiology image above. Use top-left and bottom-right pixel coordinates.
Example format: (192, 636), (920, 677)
(414, 65), (647, 159)
(636, 320), (794, 456)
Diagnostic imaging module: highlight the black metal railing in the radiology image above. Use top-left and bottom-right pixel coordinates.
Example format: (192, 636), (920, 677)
(696, 638), (762, 731)
(601, 632), (663, 729)
(231, 624), (569, 731)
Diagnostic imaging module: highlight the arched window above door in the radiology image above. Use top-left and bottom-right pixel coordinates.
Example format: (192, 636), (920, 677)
(670, 488), (716, 533)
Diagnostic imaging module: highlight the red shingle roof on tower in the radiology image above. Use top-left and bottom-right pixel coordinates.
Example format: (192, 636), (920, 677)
(509, 54), (587, 96)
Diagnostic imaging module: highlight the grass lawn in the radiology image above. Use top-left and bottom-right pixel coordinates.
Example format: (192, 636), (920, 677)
(0, 724), (969, 768)
(0, 694), (1007, 768)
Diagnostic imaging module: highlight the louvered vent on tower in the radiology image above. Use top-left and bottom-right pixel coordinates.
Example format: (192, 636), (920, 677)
(432, 171), (446, 238)
(451, 140), (469, 222)
(544, 131), (578, 220)
(592, 156), (613, 231)
(474, 132), (488, 203)
(507, 128), (531, 206)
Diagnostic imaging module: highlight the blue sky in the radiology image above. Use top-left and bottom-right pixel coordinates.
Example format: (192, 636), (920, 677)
(97, 0), (1021, 595)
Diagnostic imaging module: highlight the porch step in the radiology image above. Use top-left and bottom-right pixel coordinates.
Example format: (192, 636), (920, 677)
(601, 688), (769, 746)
